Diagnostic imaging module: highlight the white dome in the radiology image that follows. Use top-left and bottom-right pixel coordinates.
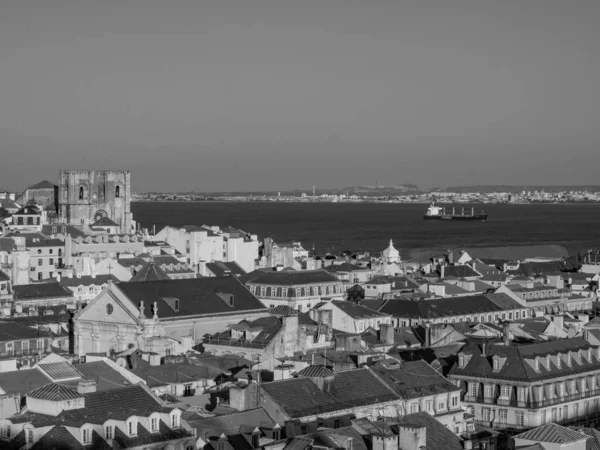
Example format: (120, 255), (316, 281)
(383, 239), (400, 263)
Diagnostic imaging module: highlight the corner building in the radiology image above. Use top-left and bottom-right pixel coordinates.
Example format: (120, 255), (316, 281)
(449, 337), (600, 432)
(58, 170), (133, 234)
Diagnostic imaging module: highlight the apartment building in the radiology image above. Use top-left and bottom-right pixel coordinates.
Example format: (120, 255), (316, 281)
(449, 336), (600, 431)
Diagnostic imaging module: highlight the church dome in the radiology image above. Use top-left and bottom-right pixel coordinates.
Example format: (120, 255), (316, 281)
(382, 239), (400, 263)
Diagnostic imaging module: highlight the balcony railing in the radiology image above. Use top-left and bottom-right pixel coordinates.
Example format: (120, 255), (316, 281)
(464, 389), (600, 409)
(475, 411), (600, 431)
(0, 349), (45, 358)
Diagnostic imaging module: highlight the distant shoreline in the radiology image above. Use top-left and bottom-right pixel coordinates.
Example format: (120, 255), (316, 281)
(131, 199), (600, 205)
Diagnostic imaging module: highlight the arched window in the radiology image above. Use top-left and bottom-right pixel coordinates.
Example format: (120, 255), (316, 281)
(115, 185), (120, 198)
(79, 187), (84, 199)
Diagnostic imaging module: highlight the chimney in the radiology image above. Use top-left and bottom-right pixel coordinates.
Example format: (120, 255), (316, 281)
(380, 323), (395, 345)
(56, 273), (61, 282)
(198, 260), (207, 276)
(424, 322), (431, 347)
(440, 265), (445, 279)
(447, 250), (454, 265)
(77, 378), (97, 394)
(481, 341), (488, 357)
(503, 322), (511, 346)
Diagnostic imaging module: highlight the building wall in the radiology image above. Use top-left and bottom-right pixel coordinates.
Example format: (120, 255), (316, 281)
(18, 187), (58, 212)
(28, 244), (64, 281)
(225, 237), (259, 273)
(58, 170), (132, 234)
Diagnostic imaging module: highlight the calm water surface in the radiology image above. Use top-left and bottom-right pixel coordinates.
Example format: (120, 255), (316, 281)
(131, 202), (600, 258)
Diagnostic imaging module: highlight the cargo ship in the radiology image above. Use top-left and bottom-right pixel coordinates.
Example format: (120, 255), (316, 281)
(424, 203), (488, 221)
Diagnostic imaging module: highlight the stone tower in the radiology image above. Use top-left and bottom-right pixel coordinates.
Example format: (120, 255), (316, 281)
(58, 170), (133, 234)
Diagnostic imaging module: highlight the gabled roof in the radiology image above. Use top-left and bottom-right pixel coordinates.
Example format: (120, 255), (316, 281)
(260, 368), (398, 419)
(30, 426), (89, 450)
(328, 300), (389, 319)
(115, 277), (268, 319)
(130, 260), (171, 282)
(14, 205), (41, 216)
(0, 322), (53, 342)
(28, 383), (85, 401)
(439, 265), (480, 278)
(91, 216), (119, 227)
(206, 261), (246, 277)
(13, 283), (73, 300)
(395, 412), (463, 450)
(374, 294), (510, 319)
(514, 423), (590, 444)
(59, 274), (117, 287)
(325, 263), (371, 273)
(370, 360), (459, 399)
(296, 365), (335, 378)
(27, 180), (56, 190)
(451, 337), (598, 382)
(187, 408), (276, 437)
(241, 269), (339, 286)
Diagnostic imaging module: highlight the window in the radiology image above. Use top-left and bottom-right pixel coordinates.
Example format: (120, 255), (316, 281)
(410, 403), (418, 414)
(570, 380), (578, 394)
(535, 359), (539, 371)
(106, 426), (113, 440)
(541, 410), (546, 424)
(499, 409), (507, 423)
(151, 417), (158, 432)
(38, 272), (43, 281)
(451, 396), (459, 407)
(38, 259), (43, 266)
(482, 407), (491, 421)
(49, 249), (53, 254)
(439, 401), (446, 410)
(426, 400), (433, 412)
(83, 428), (91, 443)
(128, 421), (134, 436)
(334, 419), (341, 429)
(79, 186), (84, 199)
(171, 414), (179, 428)
(558, 382), (566, 397)
(49, 258), (54, 266)
(500, 386), (510, 397)
(493, 359), (499, 371)
(273, 429), (281, 440)
(517, 388), (526, 402)
(115, 186), (120, 198)
(459, 355), (464, 367)
(469, 383), (477, 397)
(516, 412), (524, 427)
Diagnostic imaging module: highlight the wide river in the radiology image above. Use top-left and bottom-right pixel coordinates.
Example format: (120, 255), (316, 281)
(131, 202), (600, 258)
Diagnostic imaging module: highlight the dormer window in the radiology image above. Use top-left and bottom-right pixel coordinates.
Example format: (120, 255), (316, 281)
(567, 354), (572, 366)
(105, 425), (113, 440)
(127, 420), (136, 436)
(493, 359), (499, 371)
(171, 413), (179, 428)
(459, 355), (465, 367)
(547, 355), (551, 369)
(151, 417), (159, 432)
(589, 348), (593, 361)
(82, 428), (91, 444)
(273, 429), (281, 440)
(557, 354), (562, 369)
(535, 359), (540, 371)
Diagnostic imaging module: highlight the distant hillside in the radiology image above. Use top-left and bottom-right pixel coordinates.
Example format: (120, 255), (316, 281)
(436, 185), (600, 194)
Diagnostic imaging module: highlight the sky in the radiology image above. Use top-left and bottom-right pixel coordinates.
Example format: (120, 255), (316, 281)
(1, 0), (599, 192)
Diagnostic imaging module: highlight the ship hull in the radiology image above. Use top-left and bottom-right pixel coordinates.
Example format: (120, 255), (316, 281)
(424, 214), (488, 221)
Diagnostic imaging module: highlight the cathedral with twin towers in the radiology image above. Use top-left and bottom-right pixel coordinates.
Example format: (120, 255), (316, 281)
(58, 170), (134, 234)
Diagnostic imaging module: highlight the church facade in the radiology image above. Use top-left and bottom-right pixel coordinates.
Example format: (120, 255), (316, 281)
(58, 170), (133, 234)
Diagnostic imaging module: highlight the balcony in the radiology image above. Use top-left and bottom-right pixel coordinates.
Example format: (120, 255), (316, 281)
(464, 388), (600, 409)
(475, 411), (600, 431)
